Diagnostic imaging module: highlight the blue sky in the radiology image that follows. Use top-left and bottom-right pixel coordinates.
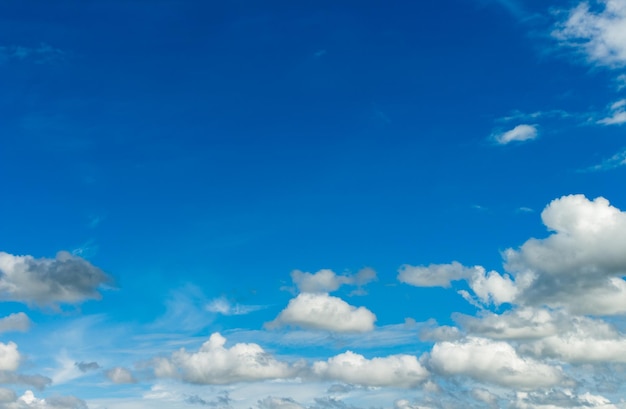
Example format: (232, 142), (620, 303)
(1, 0), (626, 408)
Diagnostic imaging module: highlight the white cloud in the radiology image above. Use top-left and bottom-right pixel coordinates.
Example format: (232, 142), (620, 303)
(206, 297), (264, 316)
(290, 268), (376, 294)
(504, 194), (626, 314)
(0, 251), (111, 307)
(106, 367), (137, 384)
(553, 0), (626, 68)
(267, 293), (376, 333)
(455, 308), (562, 340)
(429, 337), (563, 389)
(467, 267), (520, 306)
(0, 313), (31, 333)
(521, 315), (626, 364)
(397, 262), (478, 288)
(493, 124), (538, 145)
(598, 99), (626, 125)
(0, 342), (20, 372)
(154, 332), (298, 384)
(312, 351), (429, 388)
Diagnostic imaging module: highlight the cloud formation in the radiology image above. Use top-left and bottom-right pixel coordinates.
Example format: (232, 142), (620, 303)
(267, 293), (376, 332)
(493, 124), (538, 144)
(0, 313), (31, 333)
(504, 194), (626, 314)
(154, 333), (298, 384)
(598, 99), (626, 125)
(312, 351), (428, 387)
(397, 262), (478, 288)
(105, 367), (137, 384)
(0, 251), (112, 307)
(206, 297), (263, 316)
(553, 0), (626, 68)
(290, 268), (377, 294)
(0, 342), (20, 372)
(430, 337), (563, 389)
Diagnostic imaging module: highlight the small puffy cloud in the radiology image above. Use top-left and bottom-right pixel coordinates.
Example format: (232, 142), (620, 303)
(206, 297), (263, 316)
(0, 251), (112, 308)
(598, 99), (626, 125)
(290, 268), (376, 294)
(504, 195), (626, 314)
(429, 337), (563, 389)
(0, 342), (20, 372)
(105, 367), (137, 384)
(312, 351), (429, 388)
(493, 124), (538, 145)
(0, 313), (31, 333)
(467, 268), (519, 306)
(553, 0), (626, 68)
(397, 262), (478, 288)
(154, 332), (297, 384)
(267, 293), (376, 333)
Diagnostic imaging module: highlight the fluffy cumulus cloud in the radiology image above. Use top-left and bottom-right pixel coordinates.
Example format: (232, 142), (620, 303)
(312, 351), (428, 387)
(0, 342), (20, 372)
(154, 332), (297, 384)
(504, 195), (626, 314)
(399, 262), (518, 306)
(105, 367), (137, 384)
(267, 293), (376, 332)
(521, 315), (626, 364)
(0, 313), (30, 334)
(466, 267), (520, 306)
(290, 268), (376, 294)
(553, 0), (626, 68)
(0, 251), (112, 307)
(429, 337), (563, 389)
(493, 124), (538, 144)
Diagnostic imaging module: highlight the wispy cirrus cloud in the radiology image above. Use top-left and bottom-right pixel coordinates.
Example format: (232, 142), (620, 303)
(205, 297), (264, 316)
(552, 0), (626, 69)
(583, 147), (626, 171)
(0, 43), (64, 65)
(598, 99), (626, 125)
